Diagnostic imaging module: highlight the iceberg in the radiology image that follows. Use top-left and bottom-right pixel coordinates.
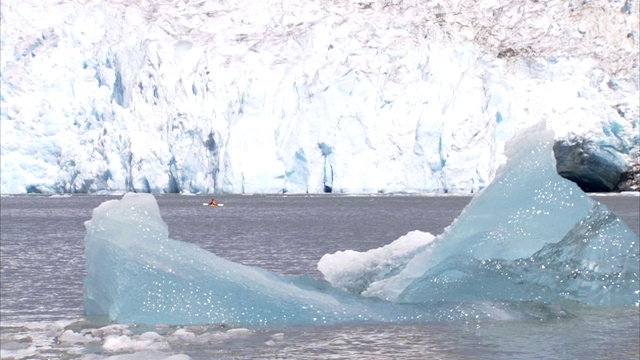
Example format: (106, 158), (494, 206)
(84, 193), (426, 326)
(84, 124), (639, 326)
(331, 123), (640, 306)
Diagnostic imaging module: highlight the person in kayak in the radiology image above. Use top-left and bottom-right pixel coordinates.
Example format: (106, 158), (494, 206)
(209, 199), (217, 206)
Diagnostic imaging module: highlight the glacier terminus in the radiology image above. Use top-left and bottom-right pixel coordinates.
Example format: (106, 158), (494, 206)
(1, 0), (639, 194)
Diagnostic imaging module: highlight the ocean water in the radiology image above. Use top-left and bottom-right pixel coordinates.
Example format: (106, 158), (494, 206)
(1, 194), (638, 359)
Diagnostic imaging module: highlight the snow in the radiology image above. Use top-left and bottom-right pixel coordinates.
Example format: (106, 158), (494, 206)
(1, 0), (638, 194)
(83, 124), (639, 327)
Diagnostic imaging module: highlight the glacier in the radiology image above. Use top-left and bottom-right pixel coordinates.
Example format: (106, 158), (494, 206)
(1, 0), (639, 194)
(84, 124), (639, 327)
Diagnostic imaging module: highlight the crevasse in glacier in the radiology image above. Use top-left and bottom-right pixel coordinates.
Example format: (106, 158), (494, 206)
(84, 124), (639, 326)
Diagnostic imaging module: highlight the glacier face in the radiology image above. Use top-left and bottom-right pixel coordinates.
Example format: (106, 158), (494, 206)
(83, 124), (639, 327)
(1, 0), (639, 194)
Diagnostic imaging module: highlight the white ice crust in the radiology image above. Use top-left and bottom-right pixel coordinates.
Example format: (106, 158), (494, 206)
(1, 0), (638, 194)
(318, 230), (435, 294)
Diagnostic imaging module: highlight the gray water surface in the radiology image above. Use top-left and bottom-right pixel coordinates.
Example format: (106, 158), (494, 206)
(1, 194), (638, 359)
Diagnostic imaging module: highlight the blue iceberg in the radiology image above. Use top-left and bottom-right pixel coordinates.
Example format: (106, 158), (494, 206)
(84, 123), (639, 326)
(85, 192), (437, 325)
(359, 123), (639, 306)
(83, 193), (410, 325)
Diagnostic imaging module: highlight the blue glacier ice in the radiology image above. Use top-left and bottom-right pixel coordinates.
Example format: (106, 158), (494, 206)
(84, 124), (639, 326)
(347, 123), (639, 306)
(84, 193), (432, 326)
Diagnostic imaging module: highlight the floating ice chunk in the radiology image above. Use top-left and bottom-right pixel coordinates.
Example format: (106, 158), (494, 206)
(83, 193), (417, 326)
(363, 122), (640, 306)
(58, 330), (101, 344)
(170, 329), (196, 338)
(88, 324), (133, 338)
(397, 202), (640, 306)
(102, 332), (169, 353)
(318, 230), (435, 294)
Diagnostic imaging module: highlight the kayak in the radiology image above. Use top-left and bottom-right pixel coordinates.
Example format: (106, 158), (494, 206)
(202, 203), (224, 207)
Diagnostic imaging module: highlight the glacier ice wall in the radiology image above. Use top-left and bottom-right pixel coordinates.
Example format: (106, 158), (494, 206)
(2, 0), (639, 194)
(84, 124), (639, 327)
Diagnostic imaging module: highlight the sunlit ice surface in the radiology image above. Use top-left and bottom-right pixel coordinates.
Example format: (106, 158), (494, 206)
(361, 122), (639, 306)
(84, 123), (639, 327)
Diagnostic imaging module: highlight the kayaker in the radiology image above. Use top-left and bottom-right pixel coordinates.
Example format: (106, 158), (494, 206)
(209, 199), (217, 206)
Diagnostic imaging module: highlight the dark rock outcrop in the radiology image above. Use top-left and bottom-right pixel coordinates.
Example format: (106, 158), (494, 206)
(553, 139), (629, 192)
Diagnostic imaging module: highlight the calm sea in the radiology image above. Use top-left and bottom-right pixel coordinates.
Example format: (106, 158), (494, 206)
(1, 194), (638, 359)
